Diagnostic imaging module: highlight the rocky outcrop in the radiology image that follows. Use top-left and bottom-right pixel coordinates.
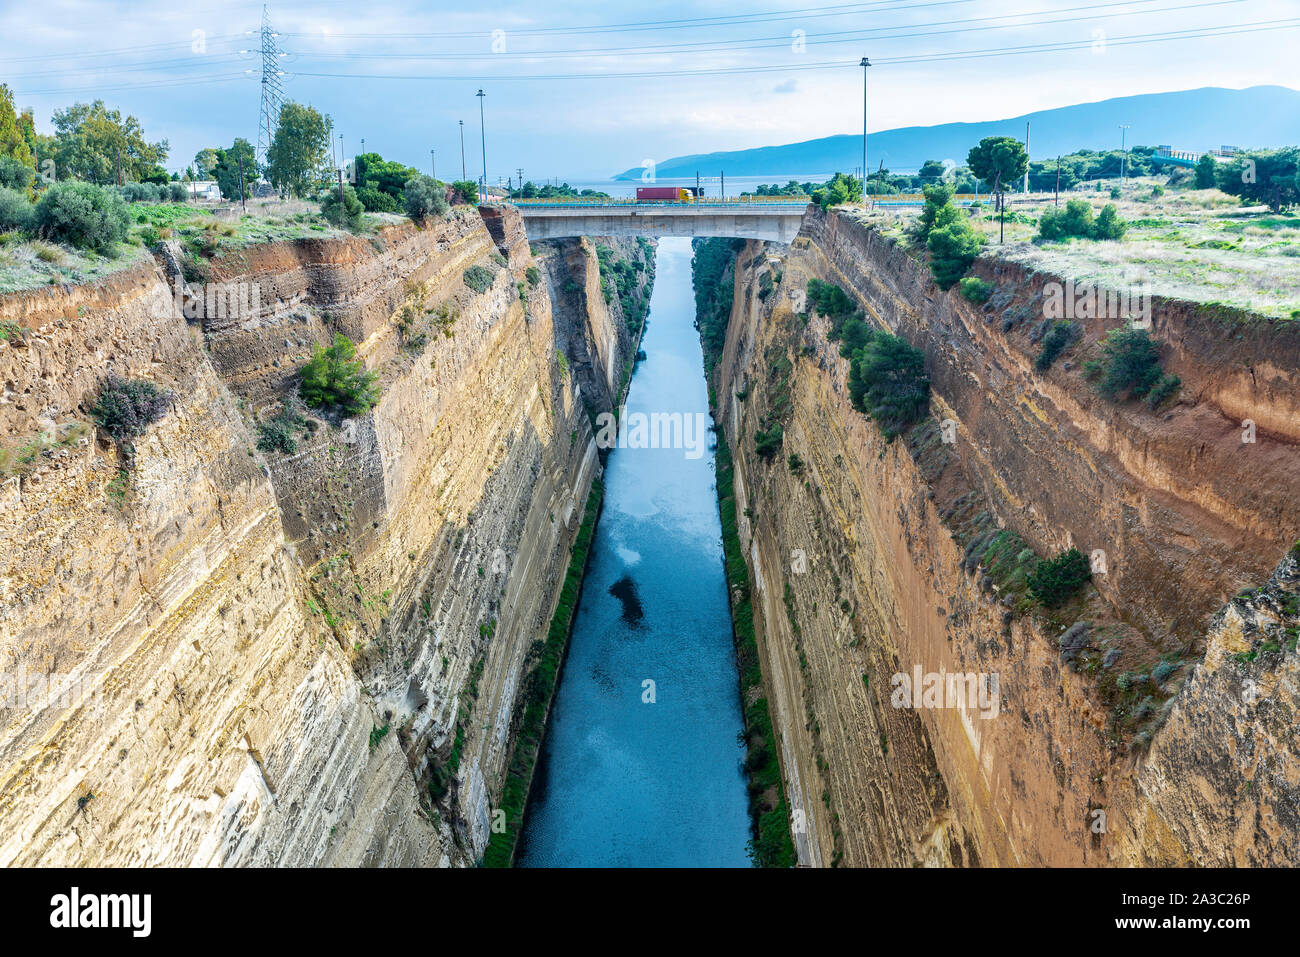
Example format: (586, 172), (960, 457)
(0, 205), (640, 865)
(708, 209), (1300, 867)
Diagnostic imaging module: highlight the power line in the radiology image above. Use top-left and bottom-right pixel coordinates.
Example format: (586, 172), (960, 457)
(278, 0), (976, 40)
(271, 0), (1240, 63)
(283, 17), (1300, 82)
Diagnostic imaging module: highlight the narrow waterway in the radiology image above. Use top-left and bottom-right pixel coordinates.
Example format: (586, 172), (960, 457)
(517, 237), (752, 867)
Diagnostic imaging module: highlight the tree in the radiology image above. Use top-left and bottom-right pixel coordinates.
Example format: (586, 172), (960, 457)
(847, 332), (930, 439)
(914, 182), (959, 242)
(35, 180), (130, 252)
(298, 333), (380, 416)
(1027, 548), (1091, 607)
(50, 100), (168, 184)
(194, 148), (220, 178)
(1193, 153), (1217, 190)
(212, 138), (257, 201)
(403, 174), (448, 223)
(0, 84), (35, 170)
(1215, 147), (1299, 213)
(353, 152), (418, 204)
(266, 102), (331, 197)
(813, 171), (863, 210)
(967, 135), (1028, 212)
(321, 184), (364, 230)
(927, 218), (983, 289)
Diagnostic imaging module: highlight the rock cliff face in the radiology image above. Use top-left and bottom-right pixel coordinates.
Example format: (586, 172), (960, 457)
(0, 206), (647, 865)
(707, 208), (1300, 866)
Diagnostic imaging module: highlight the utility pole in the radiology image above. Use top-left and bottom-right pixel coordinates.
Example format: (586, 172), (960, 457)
(721, 171), (725, 199)
(115, 147), (121, 186)
(339, 135), (345, 182)
(1119, 124), (1131, 191)
(1054, 156), (1061, 207)
(1024, 121), (1030, 194)
(431, 150), (436, 179)
(239, 154), (247, 209)
(516, 167), (524, 194)
(336, 167), (345, 205)
(476, 90), (487, 197)
(255, 5), (285, 171)
(459, 120), (466, 180)
(860, 56), (871, 201)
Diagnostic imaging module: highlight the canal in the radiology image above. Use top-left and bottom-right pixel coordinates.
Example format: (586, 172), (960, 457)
(517, 237), (752, 867)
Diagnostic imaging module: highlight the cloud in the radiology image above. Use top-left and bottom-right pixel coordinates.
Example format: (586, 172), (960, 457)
(772, 79), (798, 95)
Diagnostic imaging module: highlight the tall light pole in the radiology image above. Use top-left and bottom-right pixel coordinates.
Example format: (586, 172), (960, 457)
(430, 149), (436, 180)
(459, 120), (466, 180)
(1024, 121), (1030, 194)
(860, 57), (871, 200)
(1119, 124), (1131, 191)
(476, 89), (487, 196)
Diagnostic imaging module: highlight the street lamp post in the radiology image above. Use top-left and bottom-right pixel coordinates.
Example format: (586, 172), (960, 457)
(431, 149), (436, 180)
(476, 90), (487, 197)
(1119, 124), (1131, 191)
(459, 120), (466, 180)
(860, 57), (871, 200)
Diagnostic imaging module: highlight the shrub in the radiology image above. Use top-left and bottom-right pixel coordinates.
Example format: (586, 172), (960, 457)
(1109, 187), (1122, 199)
(463, 264), (495, 294)
(958, 276), (993, 304)
(0, 187), (34, 233)
(754, 423), (783, 459)
(1146, 372), (1181, 409)
(914, 183), (960, 243)
(787, 452), (805, 473)
(1084, 327), (1165, 399)
(298, 333), (380, 416)
(806, 278), (854, 322)
(1027, 547), (1092, 607)
(167, 182), (190, 203)
(450, 180), (479, 205)
(1035, 321), (1078, 372)
(403, 175), (449, 223)
(356, 185), (398, 213)
(847, 332), (929, 439)
(90, 376), (172, 445)
(0, 157), (35, 193)
(812, 171), (862, 210)
(257, 397), (311, 453)
(321, 184), (365, 230)
(1038, 199), (1127, 241)
(35, 181), (130, 253)
(927, 217), (982, 289)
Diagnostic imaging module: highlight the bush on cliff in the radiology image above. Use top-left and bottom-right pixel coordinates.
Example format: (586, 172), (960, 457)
(1084, 327), (1171, 401)
(403, 175), (449, 223)
(35, 181), (130, 253)
(1035, 320), (1078, 372)
(450, 180), (478, 205)
(847, 331), (930, 440)
(90, 375), (172, 446)
(1037, 200), (1127, 242)
(298, 333), (380, 417)
(927, 216), (983, 290)
(463, 264), (495, 294)
(1027, 547), (1092, 607)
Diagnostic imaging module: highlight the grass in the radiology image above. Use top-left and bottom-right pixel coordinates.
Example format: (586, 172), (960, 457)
(481, 477), (604, 867)
(848, 181), (1300, 319)
(714, 433), (798, 867)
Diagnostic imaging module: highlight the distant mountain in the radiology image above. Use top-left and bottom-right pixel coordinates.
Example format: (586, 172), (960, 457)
(612, 86), (1300, 180)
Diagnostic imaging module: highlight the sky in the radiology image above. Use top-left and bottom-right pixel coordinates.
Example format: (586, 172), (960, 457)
(1, 0), (1296, 182)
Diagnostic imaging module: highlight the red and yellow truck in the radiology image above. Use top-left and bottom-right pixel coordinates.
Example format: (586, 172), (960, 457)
(635, 186), (693, 202)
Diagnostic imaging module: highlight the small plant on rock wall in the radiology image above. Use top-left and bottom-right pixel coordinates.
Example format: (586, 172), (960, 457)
(1027, 547), (1092, 607)
(90, 375), (173, 454)
(257, 396), (312, 454)
(463, 264), (495, 294)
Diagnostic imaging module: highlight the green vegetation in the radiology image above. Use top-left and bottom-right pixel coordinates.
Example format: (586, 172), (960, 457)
(713, 434), (797, 867)
(449, 180), (478, 205)
(920, 187), (983, 289)
(1035, 321), (1078, 372)
(369, 722), (390, 749)
(1027, 547), (1092, 607)
(812, 171), (862, 210)
(482, 478), (604, 867)
(320, 184), (364, 230)
(847, 330), (930, 439)
(595, 242), (651, 334)
(463, 264), (495, 294)
(266, 101), (332, 198)
(298, 333), (380, 416)
(958, 276), (993, 304)
(403, 174), (448, 223)
(1084, 327), (1179, 406)
(0, 186), (33, 232)
(350, 151), (418, 212)
(211, 138), (258, 201)
(967, 135), (1028, 207)
(508, 181), (610, 199)
(754, 422), (783, 460)
(691, 237), (744, 375)
(45, 99), (168, 185)
(35, 181), (130, 252)
(257, 398), (311, 454)
(1037, 199), (1127, 241)
(90, 375), (171, 447)
(1212, 146), (1298, 212)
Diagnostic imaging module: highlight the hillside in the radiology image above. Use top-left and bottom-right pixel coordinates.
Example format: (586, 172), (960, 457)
(613, 85), (1300, 179)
